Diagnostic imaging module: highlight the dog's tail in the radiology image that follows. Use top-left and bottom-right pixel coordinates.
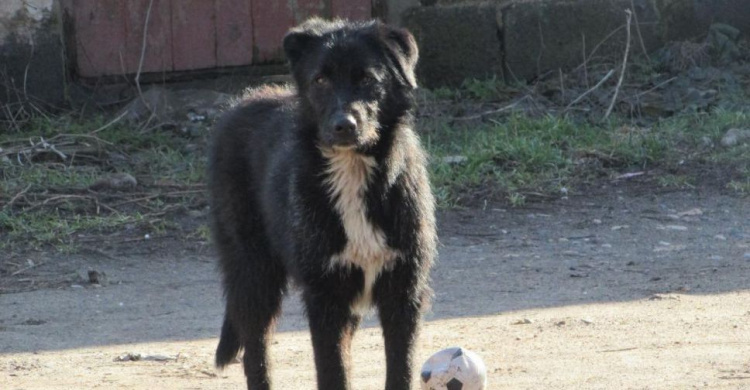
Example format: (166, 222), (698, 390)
(215, 316), (241, 368)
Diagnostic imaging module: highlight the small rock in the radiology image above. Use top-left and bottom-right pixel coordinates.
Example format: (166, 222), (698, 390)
(186, 111), (206, 122)
(555, 320), (566, 326)
(142, 354), (177, 362)
(115, 353), (142, 362)
(654, 244), (686, 252)
(649, 294), (680, 301)
(581, 319), (594, 325)
(90, 173), (137, 191)
(88, 270), (109, 286)
(512, 318), (533, 325)
(616, 172), (645, 180)
(442, 155), (468, 165)
(720, 128), (750, 147)
(677, 208), (703, 217)
(187, 209), (205, 218)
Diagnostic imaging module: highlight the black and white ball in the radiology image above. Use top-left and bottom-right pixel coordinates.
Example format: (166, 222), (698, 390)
(420, 347), (487, 390)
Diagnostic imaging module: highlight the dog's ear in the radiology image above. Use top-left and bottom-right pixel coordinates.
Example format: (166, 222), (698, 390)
(378, 24), (419, 88)
(283, 30), (317, 66)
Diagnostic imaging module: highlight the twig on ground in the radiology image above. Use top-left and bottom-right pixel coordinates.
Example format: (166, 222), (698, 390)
(604, 9), (633, 121)
(630, 0), (651, 63)
(110, 190), (204, 208)
(574, 24), (626, 76)
(91, 111), (128, 134)
(5, 184), (32, 210)
(598, 347), (638, 353)
(565, 69), (616, 111)
(134, 0), (155, 116)
(37, 137), (68, 160)
(582, 32), (590, 89)
(452, 98), (527, 121)
(634, 77), (678, 99)
(22, 34), (34, 101)
(23, 194), (96, 212)
(11, 261), (43, 277)
(536, 19), (546, 76)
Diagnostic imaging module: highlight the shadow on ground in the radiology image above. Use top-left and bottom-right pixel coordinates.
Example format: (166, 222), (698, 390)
(0, 186), (748, 353)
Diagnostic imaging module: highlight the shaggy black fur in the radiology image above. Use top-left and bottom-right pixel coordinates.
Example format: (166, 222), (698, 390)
(208, 18), (436, 390)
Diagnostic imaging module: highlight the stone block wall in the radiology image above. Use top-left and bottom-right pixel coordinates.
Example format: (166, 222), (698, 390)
(403, 0), (750, 88)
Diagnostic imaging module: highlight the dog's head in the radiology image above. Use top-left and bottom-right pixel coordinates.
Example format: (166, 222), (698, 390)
(283, 18), (418, 150)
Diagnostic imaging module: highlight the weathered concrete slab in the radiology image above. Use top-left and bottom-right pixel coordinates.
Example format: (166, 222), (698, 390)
(0, 1), (65, 110)
(694, 0), (750, 38)
(403, 3), (503, 88)
(503, 0), (662, 81)
(657, 0), (750, 42)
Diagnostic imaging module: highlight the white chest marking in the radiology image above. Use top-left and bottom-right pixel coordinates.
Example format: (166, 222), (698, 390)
(321, 147), (399, 313)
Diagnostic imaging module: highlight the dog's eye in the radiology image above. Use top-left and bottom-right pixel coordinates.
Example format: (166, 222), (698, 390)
(360, 73), (377, 85)
(314, 75), (327, 85)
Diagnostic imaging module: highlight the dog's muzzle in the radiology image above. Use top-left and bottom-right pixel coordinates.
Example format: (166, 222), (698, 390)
(329, 113), (358, 146)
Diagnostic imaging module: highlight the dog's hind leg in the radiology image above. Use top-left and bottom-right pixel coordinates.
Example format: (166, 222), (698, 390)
(374, 263), (427, 390)
(217, 242), (286, 390)
(216, 313), (241, 367)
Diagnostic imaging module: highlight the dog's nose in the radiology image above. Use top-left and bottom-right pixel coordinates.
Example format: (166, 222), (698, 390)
(330, 113), (358, 146)
(333, 114), (357, 134)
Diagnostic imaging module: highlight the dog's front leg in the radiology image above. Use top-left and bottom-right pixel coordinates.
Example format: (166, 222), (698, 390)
(304, 278), (361, 390)
(375, 262), (426, 390)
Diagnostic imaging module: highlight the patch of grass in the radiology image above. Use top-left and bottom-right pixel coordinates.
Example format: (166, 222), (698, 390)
(461, 77), (508, 101)
(0, 114), (208, 252)
(425, 107), (749, 206)
(0, 209), (147, 251)
(657, 174), (695, 189)
(727, 179), (750, 194)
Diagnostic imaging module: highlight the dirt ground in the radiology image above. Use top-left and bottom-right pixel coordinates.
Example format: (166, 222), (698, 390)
(1, 183), (749, 389)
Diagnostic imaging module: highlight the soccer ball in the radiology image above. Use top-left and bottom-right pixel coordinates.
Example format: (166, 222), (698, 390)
(420, 347), (487, 390)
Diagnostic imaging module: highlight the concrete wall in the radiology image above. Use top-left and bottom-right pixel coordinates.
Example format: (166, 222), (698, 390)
(0, 0), (66, 110)
(404, 0), (750, 88)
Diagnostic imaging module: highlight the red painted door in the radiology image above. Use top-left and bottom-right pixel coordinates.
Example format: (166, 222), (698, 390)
(64, 0), (373, 78)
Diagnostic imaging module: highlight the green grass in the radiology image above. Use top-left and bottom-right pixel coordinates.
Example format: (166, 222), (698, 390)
(0, 209), (148, 252)
(424, 100), (749, 206)
(0, 114), (208, 252)
(2, 76), (748, 251)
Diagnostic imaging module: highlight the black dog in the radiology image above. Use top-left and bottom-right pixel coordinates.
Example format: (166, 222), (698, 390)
(208, 18), (436, 390)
